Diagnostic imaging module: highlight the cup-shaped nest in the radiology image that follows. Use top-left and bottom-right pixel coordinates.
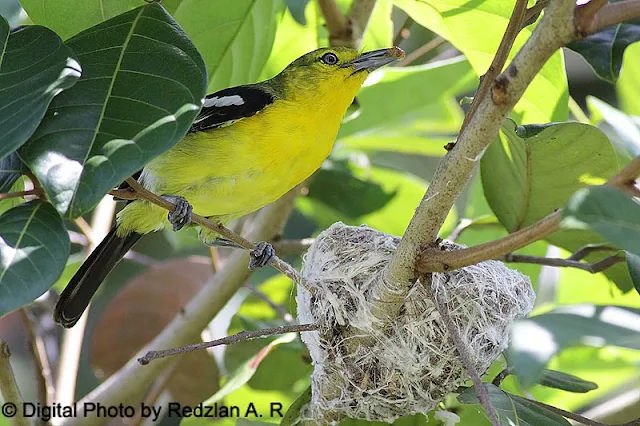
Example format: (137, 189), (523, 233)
(296, 222), (535, 424)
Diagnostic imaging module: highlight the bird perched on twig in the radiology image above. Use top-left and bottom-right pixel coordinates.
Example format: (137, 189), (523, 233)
(54, 46), (405, 328)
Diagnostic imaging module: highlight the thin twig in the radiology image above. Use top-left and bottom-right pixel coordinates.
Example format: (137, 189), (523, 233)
(427, 285), (499, 426)
(138, 323), (319, 364)
(590, 0), (640, 33)
(523, 0), (550, 27)
(0, 341), (29, 426)
(491, 367), (512, 386)
(19, 309), (55, 410)
(117, 178), (307, 289)
(607, 155), (640, 190)
(0, 189), (42, 201)
(503, 252), (625, 273)
(459, 0), (529, 134)
(398, 37), (446, 66)
(128, 360), (179, 426)
(73, 217), (95, 246)
(574, 0), (611, 36)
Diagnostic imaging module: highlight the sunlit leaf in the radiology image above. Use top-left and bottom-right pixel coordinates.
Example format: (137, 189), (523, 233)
(0, 200), (69, 316)
(617, 42), (640, 116)
(175, 0), (285, 92)
(394, 0), (569, 123)
(509, 304), (640, 387)
(20, 0), (143, 40)
(586, 96), (640, 156)
(0, 18), (81, 159)
(281, 386), (312, 426)
(481, 120), (636, 292)
(20, 3), (207, 217)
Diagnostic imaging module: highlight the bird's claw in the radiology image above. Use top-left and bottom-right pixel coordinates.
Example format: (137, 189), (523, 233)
(163, 195), (193, 231)
(249, 241), (275, 270)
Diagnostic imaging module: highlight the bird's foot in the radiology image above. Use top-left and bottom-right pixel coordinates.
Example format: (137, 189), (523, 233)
(249, 241), (275, 270)
(163, 195), (193, 231)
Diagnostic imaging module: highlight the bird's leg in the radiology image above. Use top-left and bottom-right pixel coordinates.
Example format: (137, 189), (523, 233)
(162, 195), (193, 231)
(249, 241), (276, 270)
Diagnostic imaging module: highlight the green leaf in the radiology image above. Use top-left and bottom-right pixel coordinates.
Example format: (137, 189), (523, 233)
(361, 0), (393, 50)
(394, 0), (568, 123)
(174, 0), (285, 92)
(0, 18), (81, 159)
(182, 333), (297, 426)
(20, 3), (207, 217)
(306, 162), (397, 218)
(236, 420), (275, 426)
(280, 386), (312, 426)
(338, 56), (475, 138)
(459, 385), (571, 425)
(0, 200), (69, 316)
(564, 186), (640, 256)
(20, 0), (142, 40)
(617, 42), (640, 116)
(284, 0), (311, 25)
(568, 23), (640, 83)
(481, 120), (637, 292)
(0, 153), (26, 193)
(538, 369), (598, 393)
(626, 251), (640, 294)
(509, 304), (640, 387)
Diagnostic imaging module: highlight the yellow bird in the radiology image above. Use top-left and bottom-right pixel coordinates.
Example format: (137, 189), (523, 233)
(54, 46), (404, 328)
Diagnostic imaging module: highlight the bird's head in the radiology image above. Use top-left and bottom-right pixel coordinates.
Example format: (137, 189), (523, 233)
(274, 47), (404, 104)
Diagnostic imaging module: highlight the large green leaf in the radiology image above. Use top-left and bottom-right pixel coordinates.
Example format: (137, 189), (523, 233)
(568, 23), (640, 83)
(20, 0), (142, 40)
(0, 200), (69, 317)
(538, 369), (598, 394)
(0, 17), (81, 159)
(481, 120), (636, 292)
(0, 153), (25, 194)
(175, 0), (285, 92)
(394, 0), (569, 123)
(564, 186), (640, 256)
(509, 305), (640, 387)
(459, 385), (571, 425)
(617, 42), (640, 116)
(338, 56), (475, 138)
(20, 3), (207, 217)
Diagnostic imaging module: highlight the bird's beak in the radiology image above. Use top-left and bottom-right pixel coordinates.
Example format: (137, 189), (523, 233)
(344, 47), (405, 73)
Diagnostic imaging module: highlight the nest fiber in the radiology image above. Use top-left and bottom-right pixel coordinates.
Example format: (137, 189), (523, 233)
(296, 223), (535, 424)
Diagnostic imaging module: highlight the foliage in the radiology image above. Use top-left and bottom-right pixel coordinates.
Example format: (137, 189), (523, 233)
(0, 0), (639, 425)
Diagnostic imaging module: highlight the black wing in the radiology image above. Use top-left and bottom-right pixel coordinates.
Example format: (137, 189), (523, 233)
(189, 86), (275, 133)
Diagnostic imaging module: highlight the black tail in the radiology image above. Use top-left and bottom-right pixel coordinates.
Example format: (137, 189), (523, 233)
(54, 227), (142, 328)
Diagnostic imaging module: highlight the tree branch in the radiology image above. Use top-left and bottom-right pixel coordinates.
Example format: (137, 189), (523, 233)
(380, 0), (579, 316)
(0, 189), (43, 201)
(59, 187), (301, 425)
(459, 0), (529, 135)
(19, 309), (55, 409)
(116, 178), (307, 289)
(317, 0), (378, 48)
(139, 323), (319, 364)
(590, 0), (640, 33)
(0, 341), (29, 426)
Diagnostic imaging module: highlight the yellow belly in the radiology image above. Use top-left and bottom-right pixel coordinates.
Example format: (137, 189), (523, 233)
(116, 97), (341, 240)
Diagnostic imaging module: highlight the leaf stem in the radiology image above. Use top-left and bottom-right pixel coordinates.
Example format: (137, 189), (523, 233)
(0, 189), (42, 201)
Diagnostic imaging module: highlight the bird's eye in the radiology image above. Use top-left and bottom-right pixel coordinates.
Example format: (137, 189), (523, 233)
(320, 52), (339, 65)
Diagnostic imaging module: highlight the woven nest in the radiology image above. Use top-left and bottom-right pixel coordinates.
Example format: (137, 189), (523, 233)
(295, 222), (535, 424)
